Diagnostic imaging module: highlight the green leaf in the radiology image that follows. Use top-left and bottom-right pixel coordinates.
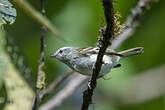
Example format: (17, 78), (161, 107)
(0, 0), (16, 24)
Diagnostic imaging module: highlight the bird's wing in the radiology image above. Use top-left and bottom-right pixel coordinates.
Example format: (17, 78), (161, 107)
(76, 47), (98, 56)
(106, 48), (123, 56)
(76, 47), (123, 57)
(118, 47), (143, 57)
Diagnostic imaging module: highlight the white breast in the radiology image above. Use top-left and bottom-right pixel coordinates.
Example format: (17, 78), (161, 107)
(89, 54), (120, 76)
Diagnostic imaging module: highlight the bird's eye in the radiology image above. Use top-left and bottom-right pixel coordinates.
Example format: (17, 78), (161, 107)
(59, 50), (63, 54)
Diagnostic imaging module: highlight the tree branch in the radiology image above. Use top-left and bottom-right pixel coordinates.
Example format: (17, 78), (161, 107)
(81, 0), (115, 109)
(33, 0), (47, 109)
(37, 0), (47, 90)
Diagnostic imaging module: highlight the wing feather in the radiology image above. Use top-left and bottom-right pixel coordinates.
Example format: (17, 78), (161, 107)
(76, 47), (123, 57)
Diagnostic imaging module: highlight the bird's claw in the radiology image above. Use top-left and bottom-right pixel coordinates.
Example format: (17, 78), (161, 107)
(88, 81), (91, 89)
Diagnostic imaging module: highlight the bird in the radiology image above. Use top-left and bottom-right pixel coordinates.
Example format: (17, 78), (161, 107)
(50, 46), (143, 77)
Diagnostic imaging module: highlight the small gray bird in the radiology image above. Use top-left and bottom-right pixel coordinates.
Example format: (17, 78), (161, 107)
(50, 47), (143, 77)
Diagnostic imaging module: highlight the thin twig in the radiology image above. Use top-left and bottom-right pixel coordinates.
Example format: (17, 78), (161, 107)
(40, 69), (74, 99)
(111, 0), (152, 49)
(37, 0), (47, 93)
(32, 0), (47, 110)
(81, 0), (114, 109)
(38, 0), (153, 109)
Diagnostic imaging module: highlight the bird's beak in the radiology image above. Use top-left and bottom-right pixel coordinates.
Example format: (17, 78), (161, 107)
(49, 54), (56, 58)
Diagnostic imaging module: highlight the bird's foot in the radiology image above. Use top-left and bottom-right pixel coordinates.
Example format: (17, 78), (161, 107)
(88, 81), (91, 89)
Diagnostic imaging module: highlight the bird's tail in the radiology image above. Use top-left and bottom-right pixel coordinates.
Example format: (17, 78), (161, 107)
(118, 47), (144, 57)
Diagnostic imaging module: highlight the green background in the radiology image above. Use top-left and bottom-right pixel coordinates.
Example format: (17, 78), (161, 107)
(4, 0), (165, 110)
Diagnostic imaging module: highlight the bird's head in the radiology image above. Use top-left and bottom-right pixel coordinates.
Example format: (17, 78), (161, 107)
(50, 47), (75, 62)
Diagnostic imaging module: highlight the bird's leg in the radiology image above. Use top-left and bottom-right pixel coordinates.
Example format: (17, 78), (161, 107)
(97, 74), (104, 79)
(87, 81), (91, 89)
(97, 74), (112, 80)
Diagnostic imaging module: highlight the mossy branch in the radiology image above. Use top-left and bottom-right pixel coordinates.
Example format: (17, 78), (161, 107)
(81, 0), (115, 109)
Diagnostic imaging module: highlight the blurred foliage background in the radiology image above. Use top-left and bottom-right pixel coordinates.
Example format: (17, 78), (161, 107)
(0, 0), (165, 110)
